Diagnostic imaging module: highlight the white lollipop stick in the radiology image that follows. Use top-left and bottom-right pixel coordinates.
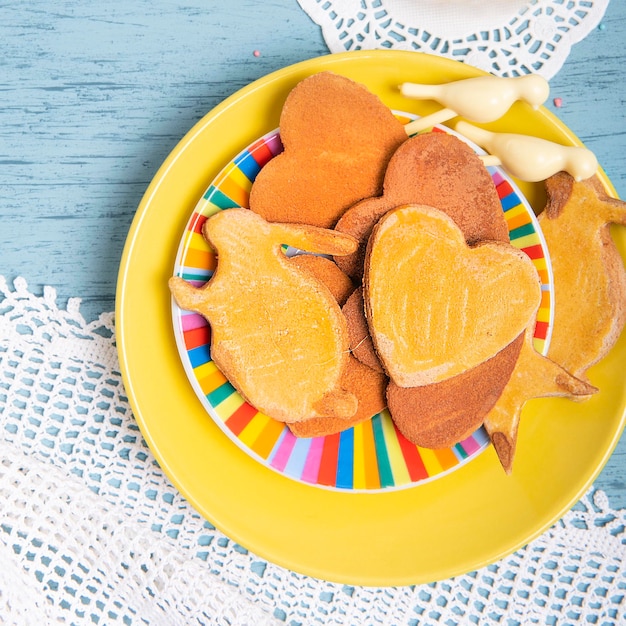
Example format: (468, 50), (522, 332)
(478, 155), (502, 168)
(404, 108), (457, 135)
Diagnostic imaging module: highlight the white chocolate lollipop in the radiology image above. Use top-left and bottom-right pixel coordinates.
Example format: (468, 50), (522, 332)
(402, 74), (549, 135)
(455, 120), (598, 183)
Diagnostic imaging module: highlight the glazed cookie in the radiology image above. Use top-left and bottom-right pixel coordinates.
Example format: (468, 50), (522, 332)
(363, 205), (542, 387)
(538, 173), (626, 381)
(169, 209), (359, 423)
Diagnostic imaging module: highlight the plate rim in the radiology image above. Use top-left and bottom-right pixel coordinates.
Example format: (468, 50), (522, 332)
(116, 49), (626, 585)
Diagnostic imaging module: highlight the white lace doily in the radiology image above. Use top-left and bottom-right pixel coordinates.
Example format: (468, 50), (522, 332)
(297, 0), (609, 78)
(1, 275), (625, 625)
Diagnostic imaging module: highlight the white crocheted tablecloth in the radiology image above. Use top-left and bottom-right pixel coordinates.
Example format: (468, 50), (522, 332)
(1, 275), (625, 625)
(297, 0), (609, 79)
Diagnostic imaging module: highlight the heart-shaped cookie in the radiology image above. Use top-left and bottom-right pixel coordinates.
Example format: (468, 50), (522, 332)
(249, 72), (408, 229)
(364, 204), (542, 387)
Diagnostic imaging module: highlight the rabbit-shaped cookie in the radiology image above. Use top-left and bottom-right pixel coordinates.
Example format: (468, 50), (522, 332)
(538, 173), (626, 381)
(169, 208), (359, 423)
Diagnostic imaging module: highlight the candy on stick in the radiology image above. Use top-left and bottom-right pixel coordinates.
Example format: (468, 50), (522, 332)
(401, 74), (549, 135)
(455, 120), (598, 182)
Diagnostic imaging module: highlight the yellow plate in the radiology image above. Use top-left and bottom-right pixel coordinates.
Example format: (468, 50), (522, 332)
(116, 50), (626, 585)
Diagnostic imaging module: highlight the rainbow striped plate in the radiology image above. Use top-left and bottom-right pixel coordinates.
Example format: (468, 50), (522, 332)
(171, 117), (554, 492)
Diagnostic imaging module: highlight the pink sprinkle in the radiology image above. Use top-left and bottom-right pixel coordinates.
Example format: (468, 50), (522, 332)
(253, 50), (260, 57)
(553, 97), (563, 108)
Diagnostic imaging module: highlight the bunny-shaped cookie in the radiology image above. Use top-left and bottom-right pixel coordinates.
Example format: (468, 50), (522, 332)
(169, 208), (359, 423)
(538, 173), (626, 381)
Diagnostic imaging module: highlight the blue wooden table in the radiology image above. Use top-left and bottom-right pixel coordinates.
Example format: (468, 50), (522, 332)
(2, 0), (625, 512)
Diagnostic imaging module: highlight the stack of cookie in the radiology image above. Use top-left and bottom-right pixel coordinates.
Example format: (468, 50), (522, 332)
(170, 72), (626, 473)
